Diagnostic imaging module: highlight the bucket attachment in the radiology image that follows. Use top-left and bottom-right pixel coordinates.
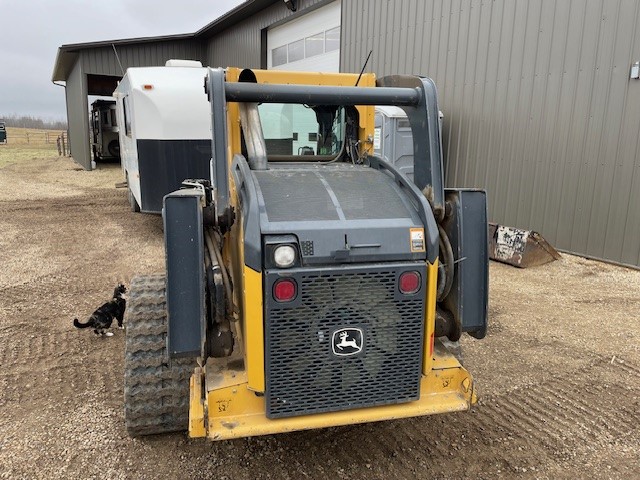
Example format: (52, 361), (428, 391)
(488, 223), (561, 268)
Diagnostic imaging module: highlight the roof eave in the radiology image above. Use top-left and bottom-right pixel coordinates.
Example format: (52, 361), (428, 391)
(51, 33), (197, 82)
(195, 0), (276, 39)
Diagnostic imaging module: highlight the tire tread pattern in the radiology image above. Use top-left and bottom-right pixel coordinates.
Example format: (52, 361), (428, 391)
(124, 275), (193, 436)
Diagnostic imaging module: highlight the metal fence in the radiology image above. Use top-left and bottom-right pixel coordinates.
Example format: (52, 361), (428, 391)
(3, 130), (65, 145)
(56, 132), (69, 156)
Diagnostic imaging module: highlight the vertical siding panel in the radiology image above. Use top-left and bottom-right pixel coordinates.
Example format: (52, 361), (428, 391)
(481, 0), (507, 210)
(365, 0), (376, 73)
(607, 0), (640, 263)
(492, 0), (514, 220)
(584, 0), (625, 257)
(402, 0), (415, 73)
(347, 0), (357, 71)
(409, 0), (422, 74)
(444, 0), (464, 184)
(469, 0), (493, 189)
(537, 0), (572, 240)
(556, 1), (594, 248)
(519, 0), (552, 229)
(415, 0), (428, 75)
(592, 0), (634, 258)
(510, 0), (542, 226)
(454, 1), (474, 185)
(461, 0), (485, 187)
(427, 0), (440, 79)
(498, 0), (528, 223)
(622, 147), (640, 264)
(340, 0), (639, 266)
(523, 0), (551, 230)
(372, 0), (383, 74)
(385, 0), (395, 74)
(569, 0), (609, 253)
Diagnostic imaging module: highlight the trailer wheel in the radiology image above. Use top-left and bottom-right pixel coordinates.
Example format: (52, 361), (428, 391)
(108, 139), (120, 158)
(124, 275), (194, 437)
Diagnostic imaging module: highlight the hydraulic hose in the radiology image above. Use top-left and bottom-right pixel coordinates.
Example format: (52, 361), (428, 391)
(436, 225), (454, 302)
(204, 229), (233, 313)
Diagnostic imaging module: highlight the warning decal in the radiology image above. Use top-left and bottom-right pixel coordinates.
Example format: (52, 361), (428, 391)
(373, 128), (381, 150)
(410, 228), (426, 253)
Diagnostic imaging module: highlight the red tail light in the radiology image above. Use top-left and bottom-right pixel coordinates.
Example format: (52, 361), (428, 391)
(273, 278), (297, 302)
(399, 271), (421, 294)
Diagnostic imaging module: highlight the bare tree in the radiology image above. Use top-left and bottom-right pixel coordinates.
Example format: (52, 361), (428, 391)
(0, 114), (67, 130)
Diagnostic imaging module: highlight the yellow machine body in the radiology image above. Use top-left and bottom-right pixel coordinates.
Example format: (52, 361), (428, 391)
(187, 69), (477, 440)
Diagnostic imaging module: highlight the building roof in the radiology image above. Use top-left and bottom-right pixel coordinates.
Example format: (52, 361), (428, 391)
(195, 0), (277, 38)
(52, 33), (195, 82)
(52, 0), (276, 82)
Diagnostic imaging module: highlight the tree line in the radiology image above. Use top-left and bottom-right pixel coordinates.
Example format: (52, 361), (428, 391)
(0, 114), (68, 131)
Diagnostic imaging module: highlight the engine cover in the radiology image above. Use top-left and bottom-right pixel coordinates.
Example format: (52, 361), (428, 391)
(252, 163), (428, 265)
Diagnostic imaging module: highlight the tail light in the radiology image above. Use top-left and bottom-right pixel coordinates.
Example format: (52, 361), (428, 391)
(273, 278), (297, 302)
(399, 271), (421, 294)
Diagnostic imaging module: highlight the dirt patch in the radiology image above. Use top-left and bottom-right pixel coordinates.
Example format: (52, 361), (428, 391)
(0, 155), (638, 480)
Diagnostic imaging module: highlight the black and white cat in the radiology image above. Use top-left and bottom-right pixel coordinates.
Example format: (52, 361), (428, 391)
(73, 284), (127, 336)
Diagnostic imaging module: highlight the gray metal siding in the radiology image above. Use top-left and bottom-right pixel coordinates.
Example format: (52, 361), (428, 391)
(342, 0), (640, 267)
(65, 59), (91, 170)
(80, 40), (203, 76)
(205, 0), (331, 68)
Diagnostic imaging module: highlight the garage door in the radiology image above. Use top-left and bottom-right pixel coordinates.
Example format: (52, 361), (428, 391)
(267, 0), (341, 72)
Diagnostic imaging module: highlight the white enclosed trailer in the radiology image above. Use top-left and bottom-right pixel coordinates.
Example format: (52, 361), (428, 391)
(113, 61), (211, 213)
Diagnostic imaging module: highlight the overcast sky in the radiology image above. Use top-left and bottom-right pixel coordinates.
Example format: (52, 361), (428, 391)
(0, 0), (244, 121)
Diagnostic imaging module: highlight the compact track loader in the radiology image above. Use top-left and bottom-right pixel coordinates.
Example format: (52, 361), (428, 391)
(123, 68), (488, 440)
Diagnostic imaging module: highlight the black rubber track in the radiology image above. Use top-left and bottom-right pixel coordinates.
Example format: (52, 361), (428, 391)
(124, 275), (193, 437)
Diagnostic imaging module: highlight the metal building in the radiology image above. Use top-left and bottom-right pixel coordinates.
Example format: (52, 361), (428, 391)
(341, 0), (640, 268)
(51, 0), (336, 172)
(53, 0), (640, 267)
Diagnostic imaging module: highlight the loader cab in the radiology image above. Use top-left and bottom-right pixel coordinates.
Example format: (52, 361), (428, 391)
(0, 122), (6, 144)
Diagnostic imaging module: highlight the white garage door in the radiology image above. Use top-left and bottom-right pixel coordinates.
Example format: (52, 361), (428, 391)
(267, 0), (341, 72)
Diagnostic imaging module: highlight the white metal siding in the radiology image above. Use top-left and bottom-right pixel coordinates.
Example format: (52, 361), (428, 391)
(204, 0), (330, 69)
(267, 1), (341, 72)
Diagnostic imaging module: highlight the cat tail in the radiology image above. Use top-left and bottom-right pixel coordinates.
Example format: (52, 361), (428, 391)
(73, 318), (93, 328)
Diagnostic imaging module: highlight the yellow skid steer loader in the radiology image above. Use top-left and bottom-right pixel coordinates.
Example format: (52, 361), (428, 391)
(123, 68), (488, 440)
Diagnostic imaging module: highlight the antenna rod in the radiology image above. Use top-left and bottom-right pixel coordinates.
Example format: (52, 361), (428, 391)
(112, 44), (125, 76)
(355, 49), (373, 86)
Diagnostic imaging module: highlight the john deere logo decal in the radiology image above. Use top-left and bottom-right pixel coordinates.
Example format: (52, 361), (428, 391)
(332, 328), (363, 356)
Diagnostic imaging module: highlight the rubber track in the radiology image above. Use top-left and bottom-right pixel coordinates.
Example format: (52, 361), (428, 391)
(124, 275), (193, 437)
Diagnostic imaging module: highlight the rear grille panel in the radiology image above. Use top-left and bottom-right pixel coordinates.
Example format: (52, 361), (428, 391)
(265, 264), (425, 419)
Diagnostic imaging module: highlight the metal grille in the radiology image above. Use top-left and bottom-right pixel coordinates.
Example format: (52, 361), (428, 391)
(300, 241), (314, 256)
(265, 266), (424, 418)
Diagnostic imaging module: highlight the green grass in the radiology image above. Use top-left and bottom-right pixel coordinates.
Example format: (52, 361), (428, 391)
(0, 127), (65, 168)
